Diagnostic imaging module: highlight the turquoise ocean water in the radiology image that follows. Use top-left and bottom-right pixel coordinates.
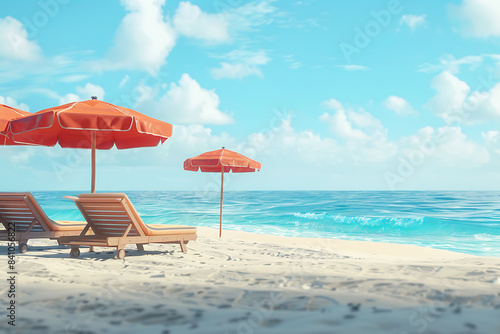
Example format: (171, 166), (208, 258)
(34, 191), (500, 257)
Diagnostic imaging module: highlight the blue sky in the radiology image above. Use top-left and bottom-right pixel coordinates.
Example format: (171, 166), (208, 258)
(1, 0), (500, 191)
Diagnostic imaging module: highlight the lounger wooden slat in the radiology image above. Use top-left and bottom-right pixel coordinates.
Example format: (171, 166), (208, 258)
(0, 193), (87, 253)
(0, 208), (31, 212)
(89, 222), (133, 227)
(0, 203), (32, 206)
(1, 217), (37, 222)
(16, 225), (45, 230)
(89, 230), (141, 236)
(0, 210), (31, 214)
(83, 204), (126, 209)
(58, 193), (197, 259)
(89, 217), (131, 221)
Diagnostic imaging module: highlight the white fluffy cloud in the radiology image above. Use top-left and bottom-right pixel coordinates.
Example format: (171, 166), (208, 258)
(243, 114), (396, 189)
(384, 96), (415, 116)
(320, 110), (370, 141)
(428, 72), (470, 124)
(384, 125), (491, 190)
(449, 0), (500, 38)
(320, 100), (384, 141)
(399, 126), (489, 167)
(0, 16), (42, 62)
(103, 0), (176, 72)
(436, 126), (490, 166)
(89, 114), (500, 191)
(173, 1), (229, 43)
(481, 130), (500, 161)
(321, 98), (343, 110)
(211, 50), (271, 79)
(399, 14), (426, 31)
(136, 73), (233, 125)
(96, 0), (279, 73)
(428, 71), (500, 125)
(59, 83), (106, 105)
(244, 116), (341, 167)
(0, 96), (29, 111)
(319, 100), (397, 163)
(93, 0), (280, 74)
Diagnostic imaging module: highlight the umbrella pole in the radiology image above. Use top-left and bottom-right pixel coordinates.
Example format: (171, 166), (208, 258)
(91, 131), (96, 193)
(220, 166), (224, 238)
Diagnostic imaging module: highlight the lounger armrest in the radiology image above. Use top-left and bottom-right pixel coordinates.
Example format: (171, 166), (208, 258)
(77, 197), (123, 203)
(63, 196), (79, 201)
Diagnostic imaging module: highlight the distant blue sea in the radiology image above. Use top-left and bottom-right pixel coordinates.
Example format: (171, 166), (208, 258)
(34, 191), (500, 257)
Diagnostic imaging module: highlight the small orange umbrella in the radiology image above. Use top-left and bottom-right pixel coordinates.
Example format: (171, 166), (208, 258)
(184, 147), (261, 237)
(9, 98), (173, 192)
(0, 104), (31, 145)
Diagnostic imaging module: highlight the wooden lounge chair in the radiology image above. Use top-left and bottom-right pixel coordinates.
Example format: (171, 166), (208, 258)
(58, 193), (197, 259)
(0, 192), (87, 253)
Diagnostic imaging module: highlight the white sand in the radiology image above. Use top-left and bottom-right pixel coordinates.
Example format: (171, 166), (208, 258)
(2, 226), (500, 334)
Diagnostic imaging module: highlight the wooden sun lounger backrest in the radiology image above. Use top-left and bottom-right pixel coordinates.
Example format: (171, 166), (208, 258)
(75, 193), (146, 237)
(0, 193), (51, 233)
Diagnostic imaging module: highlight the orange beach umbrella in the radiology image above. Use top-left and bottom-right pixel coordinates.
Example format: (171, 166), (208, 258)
(9, 98), (173, 192)
(0, 104), (31, 145)
(184, 147), (261, 237)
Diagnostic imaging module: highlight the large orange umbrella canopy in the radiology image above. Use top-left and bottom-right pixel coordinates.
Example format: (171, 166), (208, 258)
(184, 148), (261, 173)
(9, 99), (172, 149)
(0, 104), (31, 145)
(184, 147), (261, 237)
(9, 98), (173, 192)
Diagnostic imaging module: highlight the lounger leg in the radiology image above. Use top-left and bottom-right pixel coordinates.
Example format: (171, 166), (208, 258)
(18, 238), (28, 254)
(117, 249), (126, 259)
(70, 246), (80, 258)
(116, 243), (127, 259)
(89, 246), (95, 252)
(179, 240), (187, 253)
(136, 244), (144, 251)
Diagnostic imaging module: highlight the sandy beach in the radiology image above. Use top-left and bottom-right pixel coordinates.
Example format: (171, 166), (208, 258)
(2, 226), (500, 334)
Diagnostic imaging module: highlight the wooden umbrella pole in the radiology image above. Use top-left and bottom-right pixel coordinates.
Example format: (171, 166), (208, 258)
(220, 165), (224, 238)
(91, 131), (96, 193)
